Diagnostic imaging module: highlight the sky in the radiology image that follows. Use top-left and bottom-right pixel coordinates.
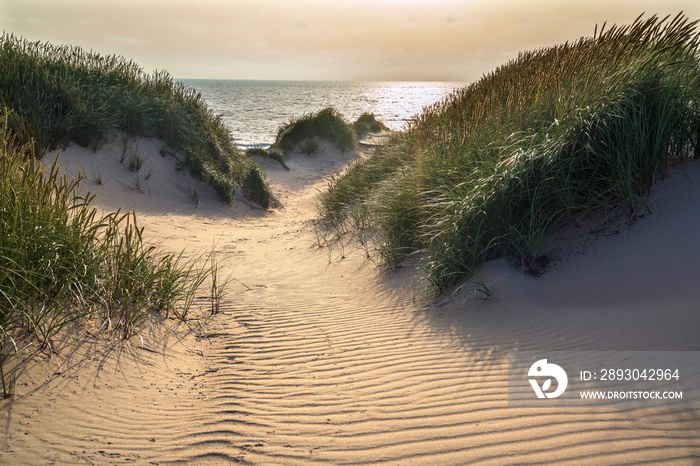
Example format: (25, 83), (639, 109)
(3, 0), (700, 82)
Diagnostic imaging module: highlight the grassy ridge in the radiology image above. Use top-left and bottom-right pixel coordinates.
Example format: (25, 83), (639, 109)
(0, 33), (273, 207)
(318, 13), (700, 293)
(273, 107), (357, 153)
(247, 111), (386, 169)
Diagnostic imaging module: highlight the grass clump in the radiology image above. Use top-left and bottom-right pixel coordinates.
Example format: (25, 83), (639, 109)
(318, 13), (700, 293)
(0, 111), (227, 397)
(245, 146), (289, 170)
(241, 164), (272, 207)
(300, 136), (320, 155)
(0, 33), (273, 208)
(353, 113), (389, 138)
(274, 107), (356, 153)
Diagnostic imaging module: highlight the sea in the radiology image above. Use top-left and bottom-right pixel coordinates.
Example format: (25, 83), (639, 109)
(178, 80), (465, 148)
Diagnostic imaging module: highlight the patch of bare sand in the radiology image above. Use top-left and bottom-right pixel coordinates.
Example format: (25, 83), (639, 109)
(2, 136), (700, 464)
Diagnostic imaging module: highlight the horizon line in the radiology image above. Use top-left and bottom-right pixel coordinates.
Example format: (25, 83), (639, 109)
(176, 77), (469, 83)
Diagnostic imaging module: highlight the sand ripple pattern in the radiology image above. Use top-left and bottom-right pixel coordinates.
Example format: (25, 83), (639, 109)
(184, 277), (700, 465)
(4, 147), (700, 464)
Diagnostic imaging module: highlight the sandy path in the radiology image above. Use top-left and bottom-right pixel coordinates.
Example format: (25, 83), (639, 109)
(2, 138), (700, 464)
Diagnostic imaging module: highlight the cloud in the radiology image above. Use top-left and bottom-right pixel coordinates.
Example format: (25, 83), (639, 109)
(288, 19), (311, 29)
(11, 16), (46, 25)
(104, 35), (147, 45)
(438, 15), (460, 23)
(4, 0), (700, 81)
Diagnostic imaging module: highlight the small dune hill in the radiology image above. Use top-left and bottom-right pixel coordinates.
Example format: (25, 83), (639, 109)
(0, 33), (273, 208)
(272, 107), (357, 155)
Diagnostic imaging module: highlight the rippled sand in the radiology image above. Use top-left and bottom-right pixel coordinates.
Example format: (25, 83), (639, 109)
(3, 135), (700, 464)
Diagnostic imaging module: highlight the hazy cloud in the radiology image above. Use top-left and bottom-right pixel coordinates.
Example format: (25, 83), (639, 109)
(438, 15), (460, 23)
(105, 35), (147, 45)
(288, 20), (311, 29)
(3, 0), (700, 81)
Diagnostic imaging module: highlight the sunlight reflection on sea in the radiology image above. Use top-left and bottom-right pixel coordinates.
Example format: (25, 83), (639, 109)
(179, 80), (464, 148)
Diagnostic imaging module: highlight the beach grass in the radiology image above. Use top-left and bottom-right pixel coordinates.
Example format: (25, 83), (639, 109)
(353, 113), (389, 138)
(0, 33), (273, 208)
(245, 146), (290, 170)
(273, 107), (357, 153)
(0, 111), (227, 397)
(318, 13), (700, 293)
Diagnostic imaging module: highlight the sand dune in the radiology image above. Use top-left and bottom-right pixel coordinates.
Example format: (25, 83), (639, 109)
(1, 136), (700, 464)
